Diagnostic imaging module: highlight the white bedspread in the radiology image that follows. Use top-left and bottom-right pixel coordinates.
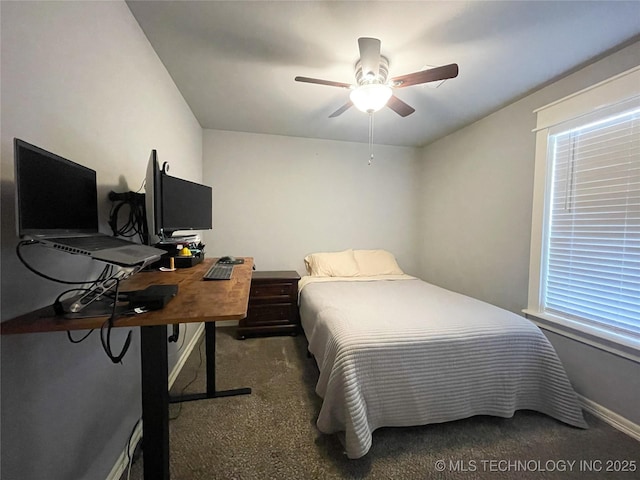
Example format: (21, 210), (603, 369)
(299, 277), (587, 459)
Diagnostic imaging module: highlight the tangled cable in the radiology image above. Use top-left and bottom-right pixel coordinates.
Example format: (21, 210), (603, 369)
(17, 240), (132, 362)
(108, 190), (149, 244)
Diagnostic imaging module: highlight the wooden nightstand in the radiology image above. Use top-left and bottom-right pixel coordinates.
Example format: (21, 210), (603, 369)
(237, 271), (301, 339)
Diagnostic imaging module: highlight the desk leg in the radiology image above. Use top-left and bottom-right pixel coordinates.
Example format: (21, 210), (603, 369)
(171, 322), (251, 403)
(141, 325), (170, 480)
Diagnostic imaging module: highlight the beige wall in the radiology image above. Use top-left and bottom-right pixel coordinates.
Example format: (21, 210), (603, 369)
(202, 129), (420, 276)
(416, 103), (535, 313)
(1, 2), (202, 479)
(417, 40), (640, 425)
(418, 41), (640, 315)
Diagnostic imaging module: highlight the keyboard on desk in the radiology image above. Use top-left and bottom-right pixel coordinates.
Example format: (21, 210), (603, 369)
(203, 263), (233, 281)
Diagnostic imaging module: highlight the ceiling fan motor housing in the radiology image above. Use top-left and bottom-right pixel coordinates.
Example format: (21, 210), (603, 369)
(294, 37), (458, 118)
(355, 55), (389, 85)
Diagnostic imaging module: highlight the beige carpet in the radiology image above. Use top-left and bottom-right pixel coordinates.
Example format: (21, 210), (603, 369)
(122, 327), (639, 479)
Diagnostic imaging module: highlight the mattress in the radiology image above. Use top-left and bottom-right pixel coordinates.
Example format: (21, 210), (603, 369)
(299, 276), (587, 459)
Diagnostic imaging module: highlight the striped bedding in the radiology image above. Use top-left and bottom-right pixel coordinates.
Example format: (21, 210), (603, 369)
(299, 276), (587, 459)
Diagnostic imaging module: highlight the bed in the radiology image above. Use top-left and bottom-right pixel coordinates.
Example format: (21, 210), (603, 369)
(299, 249), (587, 459)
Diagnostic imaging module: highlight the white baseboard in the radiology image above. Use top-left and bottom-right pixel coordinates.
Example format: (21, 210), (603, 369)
(105, 421), (143, 480)
(105, 323), (206, 480)
(578, 394), (640, 441)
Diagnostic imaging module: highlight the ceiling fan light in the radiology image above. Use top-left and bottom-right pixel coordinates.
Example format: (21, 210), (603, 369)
(349, 84), (392, 113)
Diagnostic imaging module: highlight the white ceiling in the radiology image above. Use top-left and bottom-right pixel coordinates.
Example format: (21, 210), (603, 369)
(126, 1), (640, 147)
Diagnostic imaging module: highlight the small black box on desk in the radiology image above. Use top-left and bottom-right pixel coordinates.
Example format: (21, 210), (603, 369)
(146, 252), (204, 270)
(126, 285), (178, 311)
(173, 255), (203, 268)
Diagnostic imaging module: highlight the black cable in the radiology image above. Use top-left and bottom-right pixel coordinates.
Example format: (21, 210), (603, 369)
(52, 265), (115, 315)
(177, 326), (187, 351)
(16, 240), (113, 285)
(17, 240), (132, 359)
(126, 417), (141, 463)
(169, 338), (204, 420)
(108, 191), (149, 244)
(109, 202), (137, 237)
(67, 329), (94, 343)
(124, 417), (142, 480)
(99, 279), (132, 364)
(54, 287), (89, 315)
(57, 285), (95, 343)
(168, 324), (180, 343)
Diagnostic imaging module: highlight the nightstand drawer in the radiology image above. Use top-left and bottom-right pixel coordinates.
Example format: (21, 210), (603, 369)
(237, 270), (301, 339)
(247, 303), (292, 324)
(250, 282), (295, 300)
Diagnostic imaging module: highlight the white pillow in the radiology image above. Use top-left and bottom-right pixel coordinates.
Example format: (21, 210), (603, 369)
(304, 249), (360, 277)
(353, 249), (404, 276)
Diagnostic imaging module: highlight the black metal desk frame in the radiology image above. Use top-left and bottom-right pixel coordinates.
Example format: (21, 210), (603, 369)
(140, 321), (251, 480)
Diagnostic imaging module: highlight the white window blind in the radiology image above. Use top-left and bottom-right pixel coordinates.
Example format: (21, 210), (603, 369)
(542, 106), (640, 339)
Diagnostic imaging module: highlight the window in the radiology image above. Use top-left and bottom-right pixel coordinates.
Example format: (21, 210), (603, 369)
(526, 66), (640, 356)
(545, 106), (639, 335)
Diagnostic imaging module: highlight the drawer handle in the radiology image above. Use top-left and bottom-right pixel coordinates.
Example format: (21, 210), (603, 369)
(252, 289), (290, 296)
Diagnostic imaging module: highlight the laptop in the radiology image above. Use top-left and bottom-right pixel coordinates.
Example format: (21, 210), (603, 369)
(14, 138), (165, 267)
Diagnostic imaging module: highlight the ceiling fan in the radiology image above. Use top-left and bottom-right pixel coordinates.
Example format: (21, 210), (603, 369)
(295, 37), (459, 118)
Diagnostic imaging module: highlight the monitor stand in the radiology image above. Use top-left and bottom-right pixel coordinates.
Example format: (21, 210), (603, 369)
(60, 295), (130, 319)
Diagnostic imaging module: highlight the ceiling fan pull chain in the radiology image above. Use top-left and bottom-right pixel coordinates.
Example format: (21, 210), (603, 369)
(368, 113), (374, 165)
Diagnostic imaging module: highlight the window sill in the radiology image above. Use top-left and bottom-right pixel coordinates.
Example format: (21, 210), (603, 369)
(523, 309), (640, 365)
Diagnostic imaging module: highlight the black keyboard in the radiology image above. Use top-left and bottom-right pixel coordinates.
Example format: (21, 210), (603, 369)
(203, 263), (233, 281)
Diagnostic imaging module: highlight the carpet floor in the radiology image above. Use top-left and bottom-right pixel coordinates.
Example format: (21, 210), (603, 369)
(122, 327), (639, 480)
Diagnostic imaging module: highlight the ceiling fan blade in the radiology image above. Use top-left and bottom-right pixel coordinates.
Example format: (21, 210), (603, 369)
(329, 101), (353, 118)
(387, 95), (415, 117)
(295, 76), (352, 89)
(391, 63), (459, 88)
(358, 37), (381, 79)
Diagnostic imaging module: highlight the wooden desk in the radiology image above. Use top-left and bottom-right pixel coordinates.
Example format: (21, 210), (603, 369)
(1, 257), (253, 333)
(1, 257), (254, 480)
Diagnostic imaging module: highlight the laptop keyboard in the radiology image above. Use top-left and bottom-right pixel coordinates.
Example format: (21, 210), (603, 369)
(51, 236), (132, 251)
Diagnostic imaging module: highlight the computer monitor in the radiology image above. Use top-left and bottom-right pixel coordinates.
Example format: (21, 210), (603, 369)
(144, 150), (163, 244)
(160, 174), (212, 237)
(14, 138), (99, 237)
(144, 150), (212, 241)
